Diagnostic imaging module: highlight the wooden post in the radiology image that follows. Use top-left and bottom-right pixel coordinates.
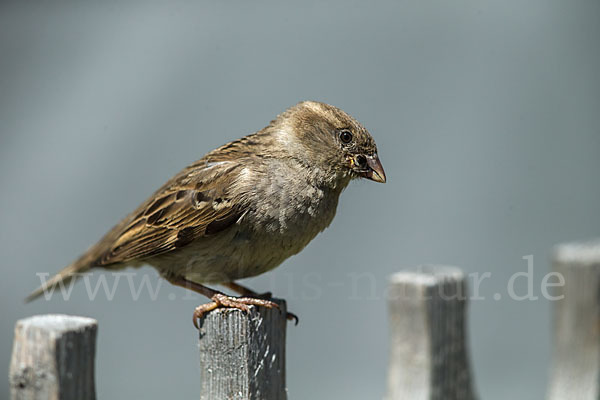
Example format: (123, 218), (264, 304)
(386, 266), (477, 400)
(547, 239), (600, 400)
(197, 299), (287, 400)
(9, 314), (98, 400)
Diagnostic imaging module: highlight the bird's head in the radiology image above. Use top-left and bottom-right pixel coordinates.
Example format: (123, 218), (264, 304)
(271, 101), (386, 187)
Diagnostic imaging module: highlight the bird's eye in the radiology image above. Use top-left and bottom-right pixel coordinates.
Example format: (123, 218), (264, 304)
(339, 130), (353, 144)
(356, 155), (367, 168)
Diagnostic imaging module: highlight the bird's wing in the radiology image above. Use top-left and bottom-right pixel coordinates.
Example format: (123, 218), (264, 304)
(25, 159), (252, 302)
(92, 160), (247, 267)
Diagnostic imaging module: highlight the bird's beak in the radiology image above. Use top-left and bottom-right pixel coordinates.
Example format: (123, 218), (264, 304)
(363, 154), (386, 183)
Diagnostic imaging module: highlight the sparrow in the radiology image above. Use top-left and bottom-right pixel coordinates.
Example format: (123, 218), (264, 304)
(27, 101), (386, 328)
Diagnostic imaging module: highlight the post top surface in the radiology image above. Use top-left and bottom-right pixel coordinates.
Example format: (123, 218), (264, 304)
(17, 314), (97, 333)
(554, 238), (600, 265)
(389, 265), (465, 286)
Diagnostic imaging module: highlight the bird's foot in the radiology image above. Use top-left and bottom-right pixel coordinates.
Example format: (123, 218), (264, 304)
(236, 292), (298, 325)
(193, 293), (279, 329)
(223, 282), (298, 324)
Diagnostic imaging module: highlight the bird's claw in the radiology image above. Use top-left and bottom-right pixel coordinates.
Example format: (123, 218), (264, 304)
(254, 291), (273, 299)
(286, 311), (299, 325)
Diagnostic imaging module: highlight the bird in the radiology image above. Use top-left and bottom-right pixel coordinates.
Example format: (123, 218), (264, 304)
(27, 101), (386, 328)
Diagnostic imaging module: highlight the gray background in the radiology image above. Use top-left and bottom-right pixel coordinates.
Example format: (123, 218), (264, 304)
(1, 1), (599, 399)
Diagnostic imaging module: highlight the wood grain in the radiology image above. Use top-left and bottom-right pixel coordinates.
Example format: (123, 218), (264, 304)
(548, 239), (600, 399)
(9, 314), (97, 400)
(386, 266), (477, 400)
(198, 299), (287, 400)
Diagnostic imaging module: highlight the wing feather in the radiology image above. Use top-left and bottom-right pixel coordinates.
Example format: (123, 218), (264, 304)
(91, 161), (246, 266)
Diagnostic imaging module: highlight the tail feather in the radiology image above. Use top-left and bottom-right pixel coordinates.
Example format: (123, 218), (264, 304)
(25, 264), (86, 302)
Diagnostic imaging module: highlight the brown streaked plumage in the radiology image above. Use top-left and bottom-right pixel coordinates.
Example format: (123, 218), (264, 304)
(27, 101), (386, 327)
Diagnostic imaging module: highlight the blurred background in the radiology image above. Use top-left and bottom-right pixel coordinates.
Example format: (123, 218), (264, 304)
(1, 1), (599, 399)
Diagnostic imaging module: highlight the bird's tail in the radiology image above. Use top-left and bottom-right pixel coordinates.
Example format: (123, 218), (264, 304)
(25, 263), (88, 302)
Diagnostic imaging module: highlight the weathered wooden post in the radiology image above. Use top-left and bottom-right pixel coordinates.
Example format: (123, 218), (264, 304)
(197, 299), (287, 400)
(386, 266), (477, 400)
(9, 314), (98, 400)
(547, 239), (600, 400)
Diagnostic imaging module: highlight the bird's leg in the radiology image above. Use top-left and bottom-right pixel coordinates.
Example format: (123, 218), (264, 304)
(225, 281), (299, 325)
(165, 276), (279, 329)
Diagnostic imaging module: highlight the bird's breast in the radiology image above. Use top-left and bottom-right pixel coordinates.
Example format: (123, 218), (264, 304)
(247, 174), (342, 241)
